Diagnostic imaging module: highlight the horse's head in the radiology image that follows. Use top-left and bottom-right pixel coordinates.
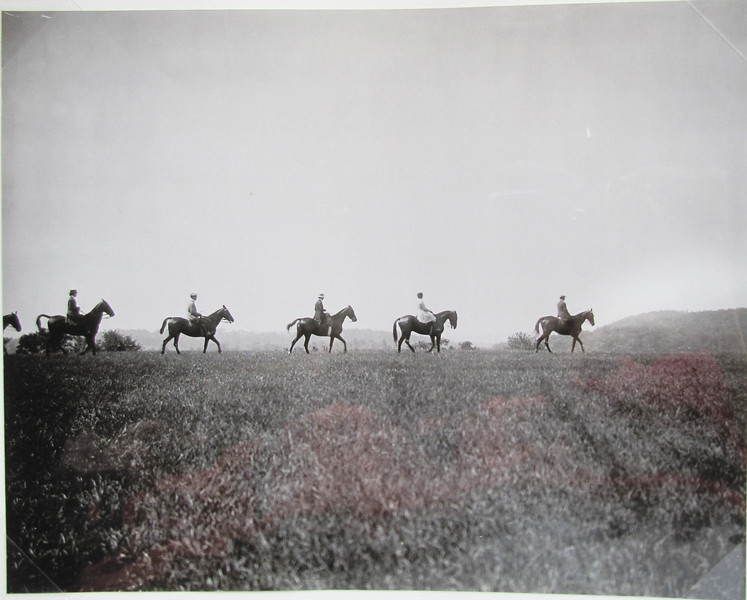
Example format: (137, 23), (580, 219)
(448, 310), (458, 329)
(95, 300), (115, 318)
(586, 309), (595, 327)
(346, 305), (357, 322)
(221, 305), (235, 323)
(7, 312), (21, 332)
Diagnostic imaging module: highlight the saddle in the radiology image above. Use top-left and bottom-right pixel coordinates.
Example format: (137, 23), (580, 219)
(314, 313), (331, 334)
(191, 316), (214, 335)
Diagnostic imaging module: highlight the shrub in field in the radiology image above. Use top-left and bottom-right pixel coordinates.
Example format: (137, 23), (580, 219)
(100, 330), (142, 352)
(16, 331), (49, 354)
(16, 331), (84, 354)
(506, 332), (535, 351)
(414, 338), (450, 351)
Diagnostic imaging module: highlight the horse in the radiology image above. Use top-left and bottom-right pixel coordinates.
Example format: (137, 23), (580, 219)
(287, 305), (357, 353)
(4, 312), (22, 333)
(160, 305), (234, 354)
(535, 309), (595, 353)
(36, 300), (115, 356)
(393, 310), (458, 353)
(3, 312), (22, 354)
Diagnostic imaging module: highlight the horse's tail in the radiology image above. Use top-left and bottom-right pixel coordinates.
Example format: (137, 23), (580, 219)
(160, 318), (171, 334)
(287, 318), (301, 332)
(392, 317), (404, 343)
(36, 314), (51, 331)
(534, 317), (544, 334)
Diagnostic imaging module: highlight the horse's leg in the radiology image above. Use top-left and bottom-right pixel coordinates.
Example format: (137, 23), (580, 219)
(174, 333), (181, 355)
(404, 334), (415, 353)
(202, 334), (220, 353)
(289, 332), (301, 354)
(203, 335), (221, 353)
(82, 334), (96, 355)
(328, 336), (334, 353)
(574, 336), (584, 353)
(535, 329), (551, 353)
(161, 334), (174, 354)
(303, 334), (311, 354)
(334, 335), (347, 353)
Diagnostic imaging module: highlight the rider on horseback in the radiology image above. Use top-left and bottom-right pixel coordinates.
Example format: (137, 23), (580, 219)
(314, 293), (330, 333)
(67, 290), (84, 326)
(416, 292), (436, 335)
(557, 295), (572, 325)
(188, 293), (213, 337)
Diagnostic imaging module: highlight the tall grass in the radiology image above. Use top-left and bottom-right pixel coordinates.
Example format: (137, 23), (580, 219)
(4, 350), (745, 594)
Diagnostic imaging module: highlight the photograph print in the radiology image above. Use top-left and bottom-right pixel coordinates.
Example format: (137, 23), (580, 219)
(2, 0), (746, 596)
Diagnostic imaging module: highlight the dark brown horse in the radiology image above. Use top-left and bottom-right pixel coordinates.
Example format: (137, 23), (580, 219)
(4, 312), (21, 333)
(287, 305), (357, 353)
(393, 310), (458, 353)
(36, 300), (115, 356)
(4, 312), (21, 354)
(535, 309), (595, 353)
(160, 305), (234, 354)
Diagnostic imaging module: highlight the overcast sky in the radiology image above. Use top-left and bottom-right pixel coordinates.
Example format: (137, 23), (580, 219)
(2, 1), (746, 344)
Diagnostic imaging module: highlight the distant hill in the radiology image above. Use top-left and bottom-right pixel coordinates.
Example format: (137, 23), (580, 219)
(583, 308), (747, 354)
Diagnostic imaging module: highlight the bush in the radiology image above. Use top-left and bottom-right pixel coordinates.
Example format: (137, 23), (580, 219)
(16, 331), (87, 354)
(507, 332), (535, 351)
(16, 331), (48, 354)
(415, 338), (450, 351)
(100, 330), (141, 352)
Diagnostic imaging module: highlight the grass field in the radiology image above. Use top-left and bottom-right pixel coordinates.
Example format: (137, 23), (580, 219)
(4, 349), (746, 594)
